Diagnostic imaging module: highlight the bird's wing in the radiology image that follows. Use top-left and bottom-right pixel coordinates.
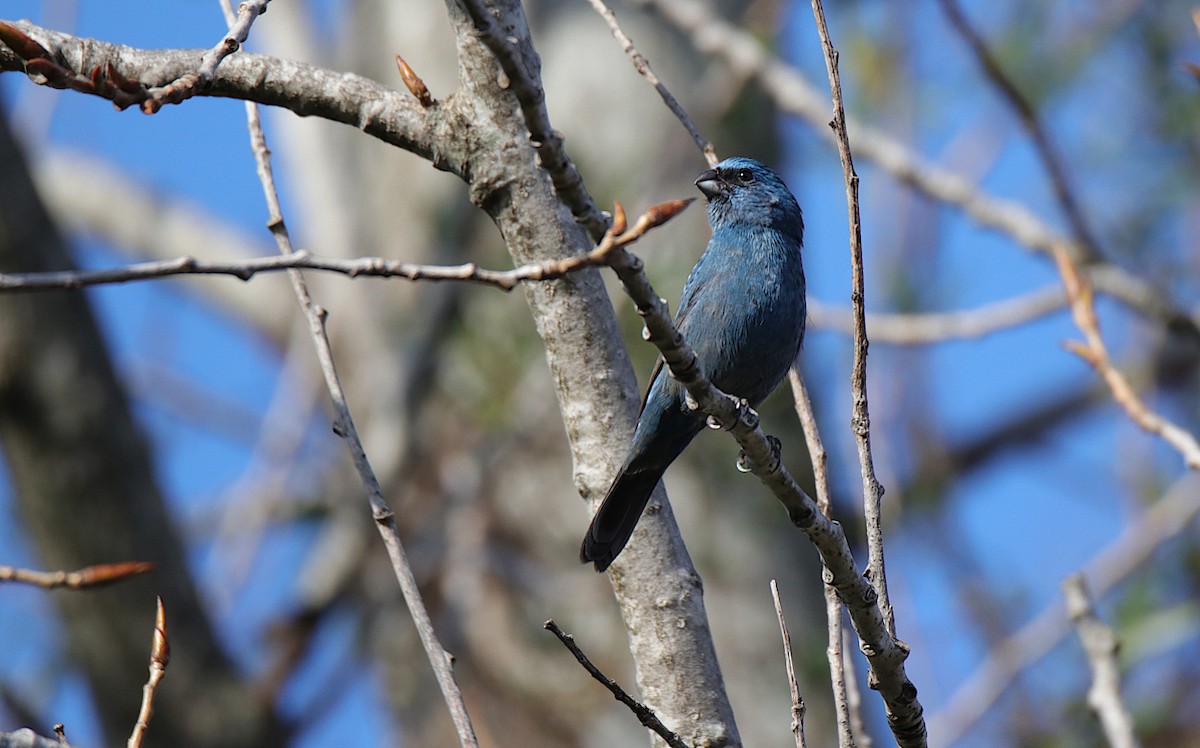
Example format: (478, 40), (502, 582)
(639, 357), (665, 415)
(638, 250), (718, 415)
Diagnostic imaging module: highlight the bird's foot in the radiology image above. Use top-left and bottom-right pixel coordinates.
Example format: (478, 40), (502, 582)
(736, 434), (782, 474)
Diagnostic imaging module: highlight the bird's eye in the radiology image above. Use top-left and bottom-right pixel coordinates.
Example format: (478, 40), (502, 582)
(736, 168), (754, 183)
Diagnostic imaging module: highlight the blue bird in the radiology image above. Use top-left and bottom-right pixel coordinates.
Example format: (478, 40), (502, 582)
(580, 157), (807, 572)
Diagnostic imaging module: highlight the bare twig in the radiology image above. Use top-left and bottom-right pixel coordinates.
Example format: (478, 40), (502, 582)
(929, 473), (1200, 745)
(789, 370), (859, 748)
(0, 20), (447, 175)
(583, 0), (717, 167)
(456, 0), (609, 239)
(0, 2), (269, 114)
(215, 0), (479, 740)
(140, 0), (271, 113)
(809, 0), (895, 638)
(0, 239), (686, 293)
(1062, 574), (1141, 748)
(807, 285), (1067, 345)
(0, 561), (155, 590)
(543, 620), (690, 748)
(127, 597), (169, 748)
(770, 580), (808, 748)
(935, 0), (1101, 263)
(1054, 246), (1200, 469)
(842, 625), (873, 748)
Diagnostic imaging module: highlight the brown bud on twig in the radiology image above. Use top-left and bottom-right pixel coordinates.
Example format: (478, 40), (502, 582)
(77, 561), (157, 588)
(152, 597), (170, 669)
(22, 57), (61, 86)
(642, 198), (695, 231)
(610, 201), (628, 237)
(107, 63), (144, 95)
(395, 54), (434, 107)
(0, 22), (52, 61)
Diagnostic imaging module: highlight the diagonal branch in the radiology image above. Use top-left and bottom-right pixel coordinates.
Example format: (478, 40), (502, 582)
(1055, 247), (1200, 469)
(790, 370), (860, 747)
(597, 217), (927, 747)
(544, 620), (690, 748)
(935, 0), (1102, 263)
(583, 0), (717, 167)
(221, 20), (480, 740)
(455, 0), (609, 239)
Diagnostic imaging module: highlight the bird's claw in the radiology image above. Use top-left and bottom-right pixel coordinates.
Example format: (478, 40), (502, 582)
(735, 435), (782, 474)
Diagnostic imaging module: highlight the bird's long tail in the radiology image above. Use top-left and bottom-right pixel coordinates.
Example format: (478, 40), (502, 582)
(579, 465), (665, 572)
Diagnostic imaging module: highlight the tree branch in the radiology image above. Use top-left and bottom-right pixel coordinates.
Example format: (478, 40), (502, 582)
(0, 561), (155, 590)
(543, 620), (690, 748)
(935, 0), (1102, 263)
(807, 285), (1067, 345)
(790, 370), (860, 748)
(225, 56), (480, 745)
(1055, 247), (1200, 470)
(1062, 574), (1141, 748)
(808, 0), (895, 642)
(455, 0), (609, 239)
(0, 20), (452, 171)
(600, 228), (926, 746)
(126, 598), (169, 748)
(583, 0), (717, 167)
(0, 241), (686, 293)
(770, 580), (808, 748)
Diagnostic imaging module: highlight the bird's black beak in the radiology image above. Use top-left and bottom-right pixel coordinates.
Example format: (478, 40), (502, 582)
(695, 169), (724, 199)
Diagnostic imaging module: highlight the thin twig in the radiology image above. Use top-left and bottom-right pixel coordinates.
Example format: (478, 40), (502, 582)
(1062, 574), (1141, 748)
(1054, 246), (1200, 469)
(808, 0), (894, 636)
(215, 0), (479, 742)
(456, 0), (609, 239)
(126, 598), (169, 748)
(789, 370), (859, 748)
(583, 0), (717, 167)
(935, 0), (1101, 263)
(842, 625), (872, 748)
(0, 241), (689, 293)
(0, 561), (155, 590)
(770, 580), (808, 748)
(543, 620), (690, 748)
(0, 2), (270, 114)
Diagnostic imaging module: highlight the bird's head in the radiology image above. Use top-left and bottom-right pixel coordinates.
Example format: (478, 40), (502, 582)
(695, 157), (804, 241)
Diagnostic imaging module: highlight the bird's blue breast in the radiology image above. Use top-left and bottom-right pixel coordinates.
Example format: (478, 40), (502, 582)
(680, 223), (806, 404)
